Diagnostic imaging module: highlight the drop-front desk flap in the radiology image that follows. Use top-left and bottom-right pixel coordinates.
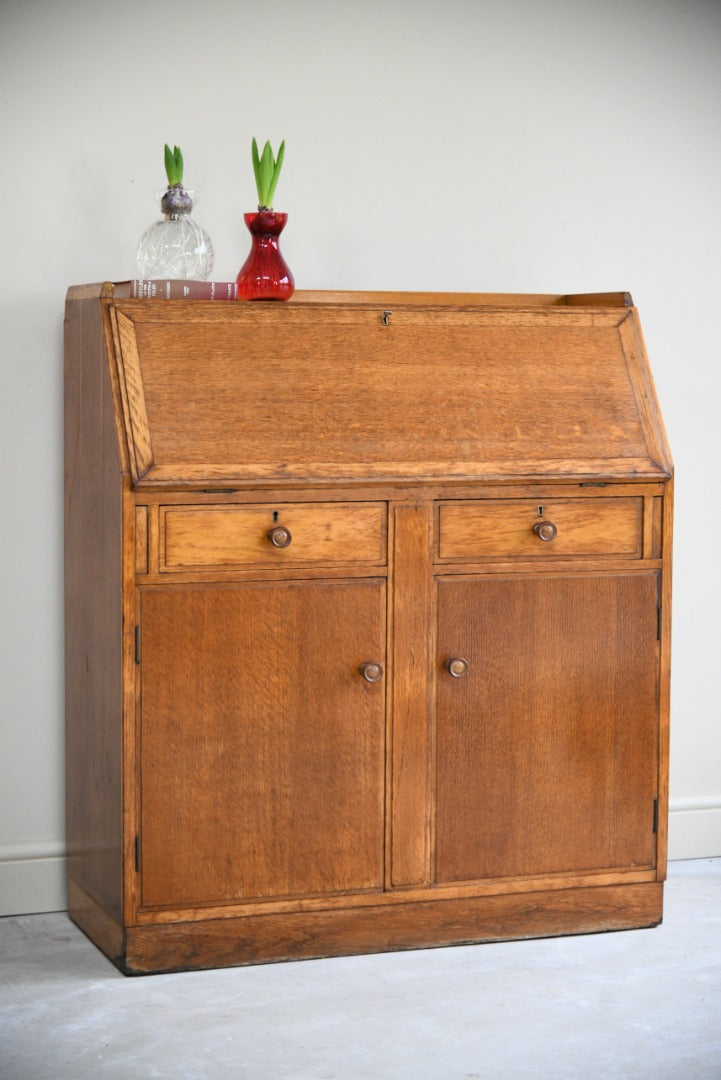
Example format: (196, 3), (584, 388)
(85, 286), (672, 488)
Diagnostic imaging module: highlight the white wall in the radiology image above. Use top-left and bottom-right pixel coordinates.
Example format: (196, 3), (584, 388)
(1, 0), (719, 915)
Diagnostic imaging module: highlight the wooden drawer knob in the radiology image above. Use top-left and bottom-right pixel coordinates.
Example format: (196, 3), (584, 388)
(359, 661), (384, 683)
(267, 525), (292, 548)
(445, 657), (469, 678)
(533, 520), (558, 542)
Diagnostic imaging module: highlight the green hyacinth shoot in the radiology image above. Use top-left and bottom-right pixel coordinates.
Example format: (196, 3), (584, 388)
(252, 138), (285, 210)
(164, 144), (184, 186)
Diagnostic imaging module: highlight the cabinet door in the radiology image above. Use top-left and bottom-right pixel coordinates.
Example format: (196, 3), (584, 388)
(436, 572), (659, 883)
(139, 580), (386, 908)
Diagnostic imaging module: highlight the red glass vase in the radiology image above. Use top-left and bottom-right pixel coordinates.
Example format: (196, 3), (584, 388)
(236, 211), (294, 301)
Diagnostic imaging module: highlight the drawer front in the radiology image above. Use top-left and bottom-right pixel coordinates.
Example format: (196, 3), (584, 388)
(162, 502), (386, 569)
(438, 498), (643, 560)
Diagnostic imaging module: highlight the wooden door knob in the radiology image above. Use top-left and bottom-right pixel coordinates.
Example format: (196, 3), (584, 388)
(533, 520), (558, 542)
(359, 661), (384, 683)
(267, 525), (292, 548)
(445, 657), (469, 678)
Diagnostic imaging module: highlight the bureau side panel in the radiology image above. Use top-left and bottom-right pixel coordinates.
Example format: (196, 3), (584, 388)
(64, 293), (124, 923)
(656, 476), (674, 880)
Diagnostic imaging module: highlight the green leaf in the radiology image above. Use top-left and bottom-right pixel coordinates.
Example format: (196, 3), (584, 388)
(260, 140), (274, 206)
(251, 137), (286, 207)
(265, 139), (285, 208)
(163, 143), (184, 185)
(251, 137), (262, 203)
(164, 144), (175, 184)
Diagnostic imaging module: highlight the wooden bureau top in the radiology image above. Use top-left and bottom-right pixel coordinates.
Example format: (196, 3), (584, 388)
(65, 284), (673, 489)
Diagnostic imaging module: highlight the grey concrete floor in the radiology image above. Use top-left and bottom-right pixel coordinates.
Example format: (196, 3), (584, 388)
(1, 859), (719, 1080)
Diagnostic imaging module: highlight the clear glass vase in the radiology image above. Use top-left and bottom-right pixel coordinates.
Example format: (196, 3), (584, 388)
(136, 185), (214, 280)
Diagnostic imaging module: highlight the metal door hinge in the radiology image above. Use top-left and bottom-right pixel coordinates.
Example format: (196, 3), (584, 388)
(653, 799), (659, 834)
(134, 834), (141, 872)
(657, 606), (662, 641)
(135, 625), (141, 664)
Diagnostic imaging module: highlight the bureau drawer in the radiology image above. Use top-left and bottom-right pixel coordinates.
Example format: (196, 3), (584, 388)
(438, 498), (643, 560)
(161, 502), (387, 570)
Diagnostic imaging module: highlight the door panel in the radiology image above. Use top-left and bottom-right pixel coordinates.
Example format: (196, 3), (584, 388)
(139, 580), (386, 908)
(436, 573), (659, 883)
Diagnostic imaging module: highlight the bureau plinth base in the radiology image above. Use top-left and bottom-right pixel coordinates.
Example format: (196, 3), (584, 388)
(69, 879), (664, 976)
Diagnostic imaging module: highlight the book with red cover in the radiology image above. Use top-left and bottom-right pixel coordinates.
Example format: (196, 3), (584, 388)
(130, 280), (238, 300)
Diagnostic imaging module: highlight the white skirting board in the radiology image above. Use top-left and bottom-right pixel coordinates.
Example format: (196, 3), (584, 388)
(667, 797), (721, 861)
(0, 841), (67, 917)
(1, 804), (720, 917)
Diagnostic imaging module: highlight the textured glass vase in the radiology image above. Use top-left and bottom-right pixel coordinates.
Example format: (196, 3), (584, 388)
(236, 211), (294, 301)
(136, 185), (214, 280)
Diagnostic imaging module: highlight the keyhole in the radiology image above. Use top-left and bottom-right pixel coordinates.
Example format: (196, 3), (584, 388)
(537, 505), (544, 517)
(273, 511), (279, 522)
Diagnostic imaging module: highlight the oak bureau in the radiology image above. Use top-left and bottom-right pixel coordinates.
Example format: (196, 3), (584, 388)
(64, 284), (673, 974)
